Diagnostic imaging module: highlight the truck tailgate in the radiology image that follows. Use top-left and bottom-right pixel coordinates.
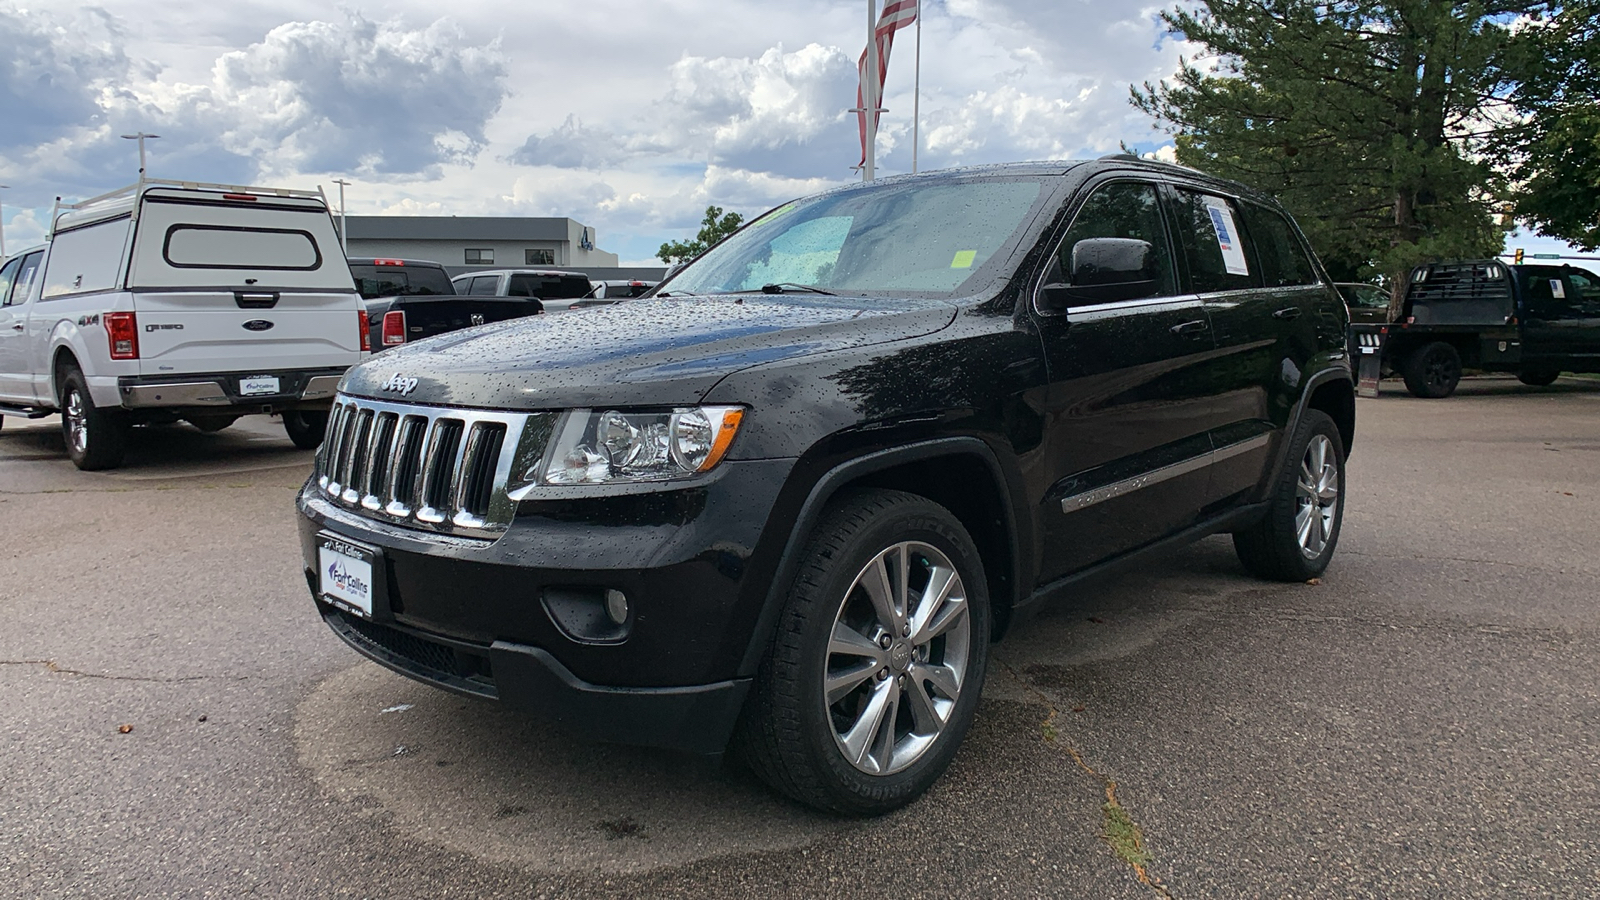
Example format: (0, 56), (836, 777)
(397, 296), (543, 343)
(132, 290), (362, 375)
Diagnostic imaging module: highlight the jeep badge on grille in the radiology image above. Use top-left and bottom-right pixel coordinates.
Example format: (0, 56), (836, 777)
(380, 373), (419, 395)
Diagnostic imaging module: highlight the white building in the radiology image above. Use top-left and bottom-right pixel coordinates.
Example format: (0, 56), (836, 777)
(343, 216), (621, 271)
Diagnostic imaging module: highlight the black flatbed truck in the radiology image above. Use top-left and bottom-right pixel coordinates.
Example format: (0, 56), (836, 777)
(1349, 260), (1600, 397)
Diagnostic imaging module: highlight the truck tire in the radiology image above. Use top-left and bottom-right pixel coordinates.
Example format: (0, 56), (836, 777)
(1402, 341), (1462, 398)
(283, 410), (329, 449)
(1233, 409), (1346, 582)
(1518, 369), (1560, 386)
(59, 367), (129, 471)
(734, 489), (990, 816)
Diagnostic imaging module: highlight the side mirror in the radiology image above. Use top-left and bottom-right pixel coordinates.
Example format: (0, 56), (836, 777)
(1039, 238), (1160, 310)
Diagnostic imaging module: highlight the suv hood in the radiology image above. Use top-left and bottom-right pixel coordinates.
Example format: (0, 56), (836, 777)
(339, 294), (957, 409)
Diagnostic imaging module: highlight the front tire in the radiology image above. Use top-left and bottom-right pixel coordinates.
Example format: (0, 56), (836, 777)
(1518, 369), (1560, 387)
(1233, 409), (1346, 582)
(735, 489), (990, 816)
(282, 410), (329, 449)
(59, 367), (129, 471)
(1402, 341), (1462, 398)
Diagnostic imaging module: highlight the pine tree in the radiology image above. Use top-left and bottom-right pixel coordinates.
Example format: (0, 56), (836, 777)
(1133, 1), (1546, 309)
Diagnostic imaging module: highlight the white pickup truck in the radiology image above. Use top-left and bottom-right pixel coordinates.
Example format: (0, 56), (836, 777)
(0, 179), (368, 469)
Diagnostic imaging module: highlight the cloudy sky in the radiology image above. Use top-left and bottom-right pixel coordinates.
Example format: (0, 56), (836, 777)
(0, 0), (1580, 265)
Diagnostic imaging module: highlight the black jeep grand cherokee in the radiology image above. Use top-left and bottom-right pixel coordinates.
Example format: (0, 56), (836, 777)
(297, 158), (1354, 815)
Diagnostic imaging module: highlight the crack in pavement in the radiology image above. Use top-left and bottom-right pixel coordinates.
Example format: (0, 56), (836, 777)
(0, 659), (248, 683)
(995, 658), (1177, 899)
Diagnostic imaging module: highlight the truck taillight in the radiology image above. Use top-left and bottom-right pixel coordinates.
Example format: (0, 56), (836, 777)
(105, 312), (139, 359)
(382, 310), (407, 346)
(358, 310), (371, 353)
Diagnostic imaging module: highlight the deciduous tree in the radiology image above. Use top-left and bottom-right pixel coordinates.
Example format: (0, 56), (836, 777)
(658, 206), (745, 265)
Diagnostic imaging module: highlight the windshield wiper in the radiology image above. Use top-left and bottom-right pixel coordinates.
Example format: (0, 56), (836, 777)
(760, 282), (836, 296)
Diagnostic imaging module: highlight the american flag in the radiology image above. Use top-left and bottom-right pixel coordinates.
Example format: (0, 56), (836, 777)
(856, 0), (919, 169)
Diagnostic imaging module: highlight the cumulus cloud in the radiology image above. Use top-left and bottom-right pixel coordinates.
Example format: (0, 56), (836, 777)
(0, 7), (129, 152)
(0, 8), (507, 207)
(207, 15), (508, 178)
(507, 43), (858, 179)
(507, 115), (626, 170)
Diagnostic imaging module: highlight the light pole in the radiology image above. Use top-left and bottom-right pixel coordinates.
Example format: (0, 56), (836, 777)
(120, 132), (161, 178)
(331, 178), (351, 256)
(0, 185), (9, 259)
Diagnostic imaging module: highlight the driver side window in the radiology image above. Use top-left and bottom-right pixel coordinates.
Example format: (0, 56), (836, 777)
(0, 257), (20, 306)
(1054, 181), (1177, 303)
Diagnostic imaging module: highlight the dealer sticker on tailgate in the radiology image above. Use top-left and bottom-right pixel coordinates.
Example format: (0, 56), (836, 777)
(318, 534), (375, 617)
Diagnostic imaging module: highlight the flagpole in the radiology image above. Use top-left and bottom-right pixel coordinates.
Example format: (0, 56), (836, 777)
(864, 0), (878, 182)
(912, 7), (921, 174)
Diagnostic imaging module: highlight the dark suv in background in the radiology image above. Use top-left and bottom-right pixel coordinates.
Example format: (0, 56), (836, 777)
(298, 157), (1354, 815)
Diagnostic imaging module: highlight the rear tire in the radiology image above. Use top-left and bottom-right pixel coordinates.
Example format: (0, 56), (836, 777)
(283, 410), (328, 449)
(734, 489), (990, 816)
(59, 366), (129, 471)
(1402, 341), (1462, 398)
(1518, 369), (1560, 387)
(1233, 409), (1346, 582)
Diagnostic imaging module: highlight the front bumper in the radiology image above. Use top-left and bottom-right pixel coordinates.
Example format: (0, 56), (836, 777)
(119, 368), (344, 410)
(296, 456), (797, 754)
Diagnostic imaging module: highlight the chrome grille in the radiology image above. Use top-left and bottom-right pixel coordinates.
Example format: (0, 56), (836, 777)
(313, 395), (552, 538)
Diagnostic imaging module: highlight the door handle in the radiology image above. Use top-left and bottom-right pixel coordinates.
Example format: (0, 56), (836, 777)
(1272, 307), (1303, 320)
(1170, 319), (1209, 336)
(9, 323), (23, 331)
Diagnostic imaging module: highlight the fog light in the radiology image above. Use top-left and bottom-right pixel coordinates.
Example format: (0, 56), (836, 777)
(604, 589), (629, 625)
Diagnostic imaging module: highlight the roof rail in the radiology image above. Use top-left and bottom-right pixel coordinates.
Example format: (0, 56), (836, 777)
(57, 177), (326, 212)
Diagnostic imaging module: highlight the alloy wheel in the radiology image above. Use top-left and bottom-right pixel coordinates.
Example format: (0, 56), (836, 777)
(824, 541), (972, 775)
(65, 388), (89, 454)
(1295, 434), (1339, 559)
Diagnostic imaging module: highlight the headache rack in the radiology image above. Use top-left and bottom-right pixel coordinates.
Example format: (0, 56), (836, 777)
(51, 176), (331, 237)
(1406, 261), (1515, 325)
(313, 395), (553, 539)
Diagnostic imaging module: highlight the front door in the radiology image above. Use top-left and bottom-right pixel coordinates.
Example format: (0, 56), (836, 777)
(0, 250), (44, 402)
(1031, 178), (1222, 581)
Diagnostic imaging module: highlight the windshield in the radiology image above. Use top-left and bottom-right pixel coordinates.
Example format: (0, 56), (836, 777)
(665, 177), (1049, 298)
(349, 265), (456, 300)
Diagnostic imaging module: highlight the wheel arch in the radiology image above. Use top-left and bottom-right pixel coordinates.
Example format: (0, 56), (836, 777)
(1304, 372), (1355, 456)
(736, 437), (1029, 679)
(50, 345), (84, 405)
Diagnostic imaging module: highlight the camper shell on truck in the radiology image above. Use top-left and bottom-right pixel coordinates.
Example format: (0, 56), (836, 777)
(1349, 260), (1600, 397)
(0, 179), (368, 468)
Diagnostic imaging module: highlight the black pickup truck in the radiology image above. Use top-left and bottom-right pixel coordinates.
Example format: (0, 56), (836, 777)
(350, 258), (544, 351)
(1349, 260), (1600, 397)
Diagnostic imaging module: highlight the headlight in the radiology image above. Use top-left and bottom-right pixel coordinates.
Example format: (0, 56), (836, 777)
(538, 406), (745, 486)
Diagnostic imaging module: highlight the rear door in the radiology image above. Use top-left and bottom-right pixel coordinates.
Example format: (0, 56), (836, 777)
(1206, 196), (1325, 504)
(125, 191), (362, 375)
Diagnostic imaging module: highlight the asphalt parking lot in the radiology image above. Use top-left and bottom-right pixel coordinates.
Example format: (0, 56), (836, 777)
(2, 374), (1597, 899)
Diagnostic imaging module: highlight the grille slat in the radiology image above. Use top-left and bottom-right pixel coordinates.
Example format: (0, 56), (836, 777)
(313, 395), (530, 539)
(362, 413), (399, 509)
(417, 419), (465, 523)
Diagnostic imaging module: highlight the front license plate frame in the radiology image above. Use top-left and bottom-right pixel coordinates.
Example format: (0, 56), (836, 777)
(240, 375), (281, 396)
(317, 532), (382, 619)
